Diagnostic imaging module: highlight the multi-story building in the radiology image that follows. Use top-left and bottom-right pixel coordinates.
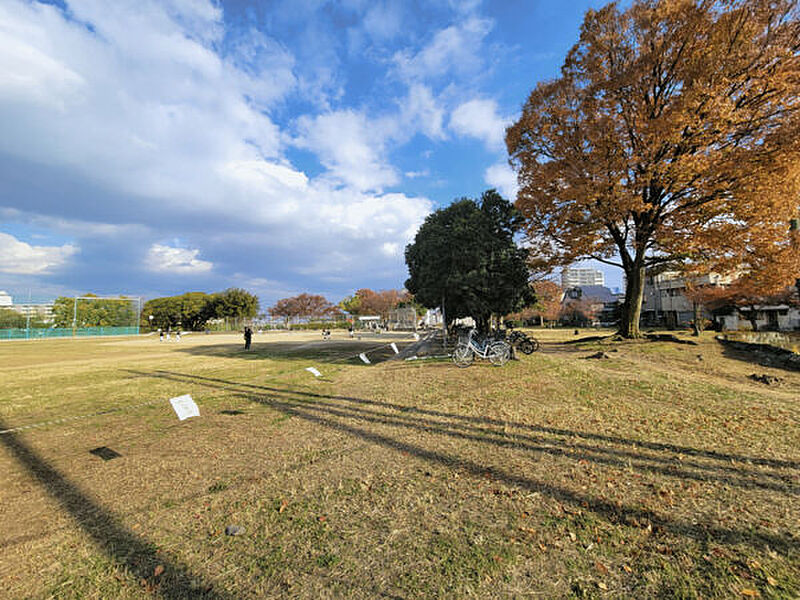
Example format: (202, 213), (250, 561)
(561, 267), (605, 288)
(641, 272), (731, 328)
(12, 303), (55, 322)
(0, 291), (55, 323)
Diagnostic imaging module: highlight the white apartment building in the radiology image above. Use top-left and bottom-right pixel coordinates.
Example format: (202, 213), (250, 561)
(0, 291), (55, 322)
(561, 267), (605, 288)
(642, 271), (800, 331)
(641, 272), (731, 328)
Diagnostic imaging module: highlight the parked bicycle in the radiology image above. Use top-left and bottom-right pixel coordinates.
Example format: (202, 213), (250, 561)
(452, 328), (511, 367)
(506, 327), (540, 355)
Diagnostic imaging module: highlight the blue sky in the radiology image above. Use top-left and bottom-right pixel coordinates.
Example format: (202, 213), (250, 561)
(0, 0), (620, 307)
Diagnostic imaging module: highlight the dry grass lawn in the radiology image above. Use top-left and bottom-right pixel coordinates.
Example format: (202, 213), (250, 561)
(0, 328), (798, 599)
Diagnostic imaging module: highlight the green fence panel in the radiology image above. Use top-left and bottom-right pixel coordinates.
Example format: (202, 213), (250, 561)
(0, 327), (139, 340)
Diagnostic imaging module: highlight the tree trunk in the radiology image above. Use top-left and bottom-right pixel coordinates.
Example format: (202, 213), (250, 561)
(619, 264), (645, 338)
(475, 314), (490, 333)
(691, 301), (702, 336)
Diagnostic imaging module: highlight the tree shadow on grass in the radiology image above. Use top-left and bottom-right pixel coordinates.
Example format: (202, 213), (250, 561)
(0, 419), (232, 599)
(128, 369), (800, 554)
(172, 339), (407, 365)
(716, 337), (800, 373)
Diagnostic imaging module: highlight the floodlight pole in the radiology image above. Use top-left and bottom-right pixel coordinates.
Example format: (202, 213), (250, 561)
(72, 296), (77, 338)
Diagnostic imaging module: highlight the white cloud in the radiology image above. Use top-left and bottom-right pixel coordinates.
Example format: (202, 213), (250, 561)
(146, 243), (212, 274)
(400, 84), (446, 140)
(0, 0), (434, 285)
(0, 232), (77, 274)
(381, 242), (400, 256)
(392, 17), (493, 83)
(484, 162), (519, 200)
(0, 0), (284, 208)
(450, 98), (508, 150)
(294, 109), (399, 191)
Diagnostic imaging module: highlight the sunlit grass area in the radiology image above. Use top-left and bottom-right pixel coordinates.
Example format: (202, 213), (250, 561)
(0, 329), (798, 598)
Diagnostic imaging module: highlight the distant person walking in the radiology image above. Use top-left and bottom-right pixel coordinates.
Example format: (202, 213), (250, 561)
(244, 326), (252, 350)
(159, 329), (164, 342)
(175, 330), (181, 342)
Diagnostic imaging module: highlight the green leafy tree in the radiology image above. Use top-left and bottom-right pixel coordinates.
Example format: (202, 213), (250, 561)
(142, 296), (184, 330)
(0, 308), (26, 329)
(52, 295), (137, 328)
(215, 288), (259, 328)
(338, 294), (362, 316)
(178, 292), (216, 331)
(405, 189), (533, 331)
(141, 289), (258, 331)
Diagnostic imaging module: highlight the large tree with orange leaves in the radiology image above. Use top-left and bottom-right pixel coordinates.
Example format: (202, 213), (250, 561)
(268, 293), (338, 325)
(506, 0), (800, 338)
(507, 280), (563, 325)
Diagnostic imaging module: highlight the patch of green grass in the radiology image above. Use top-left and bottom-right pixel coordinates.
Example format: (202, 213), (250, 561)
(315, 552), (340, 568)
(207, 481), (228, 493)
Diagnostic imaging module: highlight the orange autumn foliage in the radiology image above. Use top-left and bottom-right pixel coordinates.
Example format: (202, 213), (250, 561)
(507, 0), (800, 337)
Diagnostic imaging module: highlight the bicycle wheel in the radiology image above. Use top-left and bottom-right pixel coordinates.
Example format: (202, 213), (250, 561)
(529, 337), (540, 352)
(488, 341), (510, 366)
(452, 344), (474, 368)
(518, 339), (535, 355)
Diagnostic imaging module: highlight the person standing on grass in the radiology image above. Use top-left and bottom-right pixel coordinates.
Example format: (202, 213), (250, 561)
(244, 326), (252, 350)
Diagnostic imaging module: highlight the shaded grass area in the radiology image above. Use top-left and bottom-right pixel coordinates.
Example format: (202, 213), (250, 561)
(0, 330), (798, 598)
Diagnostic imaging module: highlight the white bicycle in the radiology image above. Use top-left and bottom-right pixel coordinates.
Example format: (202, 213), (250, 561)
(452, 328), (511, 368)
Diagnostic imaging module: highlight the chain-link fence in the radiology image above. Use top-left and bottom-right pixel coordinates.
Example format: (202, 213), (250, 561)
(1, 326), (140, 340)
(0, 291), (141, 340)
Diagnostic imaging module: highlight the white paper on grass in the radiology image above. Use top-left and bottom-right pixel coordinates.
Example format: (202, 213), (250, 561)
(359, 353), (371, 364)
(305, 367), (322, 377)
(390, 342), (399, 354)
(170, 394), (200, 421)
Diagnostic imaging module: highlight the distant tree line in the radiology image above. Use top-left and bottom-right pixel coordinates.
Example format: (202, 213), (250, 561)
(268, 293), (341, 326)
(338, 288), (422, 320)
(51, 294), (139, 328)
(0, 308), (47, 329)
(141, 288), (259, 331)
(267, 288), (418, 327)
